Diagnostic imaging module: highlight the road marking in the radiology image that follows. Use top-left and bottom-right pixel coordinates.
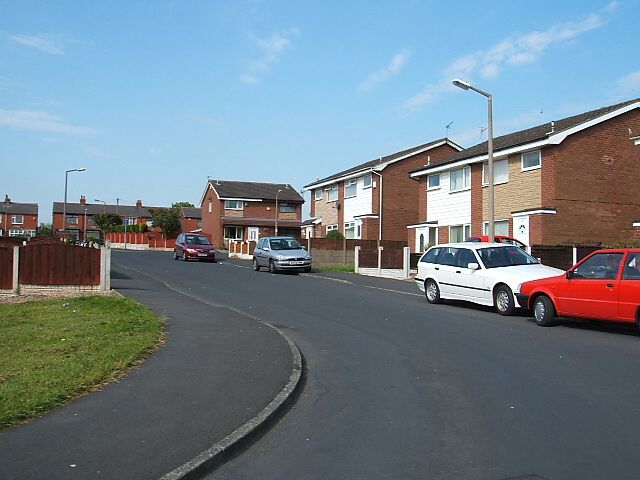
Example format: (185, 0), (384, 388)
(304, 274), (422, 297)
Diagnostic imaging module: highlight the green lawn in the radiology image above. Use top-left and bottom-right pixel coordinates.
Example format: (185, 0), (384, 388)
(319, 264), (355, 273)
(0, 296), (163, 429)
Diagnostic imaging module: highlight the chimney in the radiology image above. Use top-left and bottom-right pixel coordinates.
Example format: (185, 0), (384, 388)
(136, 199), (142, 208)
(4, 194), (10, 204)
(80, 195), (86, 205)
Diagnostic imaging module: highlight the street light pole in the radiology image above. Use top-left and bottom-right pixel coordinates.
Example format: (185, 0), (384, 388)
(275, 189), (282, 236)
(94, 198), (107, 214)
(452, 79), (494, 242)
(63, 168), (86, 235)
(84, 208), (87, 241)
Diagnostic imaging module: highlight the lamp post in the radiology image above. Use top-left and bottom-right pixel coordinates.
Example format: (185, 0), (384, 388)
(452, 78), (495, 242)
(275, 189), (282, 236)
(83, 208), (88, 241)
(63, 168), (86, 234)
(94, 198), (107, 214)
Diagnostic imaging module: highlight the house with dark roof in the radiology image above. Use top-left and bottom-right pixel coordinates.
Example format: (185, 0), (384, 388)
(1, 195), (39, 237)
(52, 196), (162, 240)
(302, 138), (462, 241)
(199, 180), (304, 248)
(180, 207), (202, 233)
(409, 98), (640, 250)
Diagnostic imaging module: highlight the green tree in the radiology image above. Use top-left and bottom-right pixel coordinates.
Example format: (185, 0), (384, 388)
(171, 201), (194, 208)
(149, 207), (181, 237)
(37, 223), (53, 236)
(93, 213), (123, 232)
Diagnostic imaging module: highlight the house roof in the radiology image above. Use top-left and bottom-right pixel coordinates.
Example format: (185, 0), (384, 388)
(411, 98), (640, 176)
(0, 201), (38, 215)
(205, 180), (304, 203)
(181, 207), (201, 219)
(304, 138), (463, 189)
(52, 202), (165, 217)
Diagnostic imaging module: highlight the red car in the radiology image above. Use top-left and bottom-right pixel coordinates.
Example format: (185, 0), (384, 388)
(173, 233), (217, 262)
(517, 249), (640, 326)
(465, 235), (527, 250)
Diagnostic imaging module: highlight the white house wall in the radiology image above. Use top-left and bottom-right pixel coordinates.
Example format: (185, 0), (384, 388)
(344, 176), (373, 222)
(426, 173), (471, 226)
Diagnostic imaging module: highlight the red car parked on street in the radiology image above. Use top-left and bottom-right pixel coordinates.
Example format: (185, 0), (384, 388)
(517, 249), (640, 327)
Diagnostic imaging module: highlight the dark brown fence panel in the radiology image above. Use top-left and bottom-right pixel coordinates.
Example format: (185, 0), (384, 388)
(309, 238), (407, 251)
(19, 244), (100, 286)
(0, 247), (13, 289)
(359, 249), (379, 268)
(381, 248), (404, 269)
(531, 246), (573, 270)
(410, 253), (422, 270)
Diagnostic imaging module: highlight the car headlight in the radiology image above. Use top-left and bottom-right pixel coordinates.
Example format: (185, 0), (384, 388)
(275, 255), (287, 261)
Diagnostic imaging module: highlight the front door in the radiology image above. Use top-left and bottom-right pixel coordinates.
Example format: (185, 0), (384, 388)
(415, 228), (427, 253)
(248, 227), (259, 242)
(513, 215), (529, 249)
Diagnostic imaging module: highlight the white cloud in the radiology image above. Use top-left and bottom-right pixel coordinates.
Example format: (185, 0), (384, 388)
(358, 50), (410, 92)
(404, 4), (614, 114)
(9, 33), (68, 55)
(615, 70), (640, 97)
(0, 109), (97, 135)
(240, 29), (299, 85)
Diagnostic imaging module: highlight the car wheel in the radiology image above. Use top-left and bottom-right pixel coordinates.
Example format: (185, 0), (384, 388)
(269, 260), (277, 274)
(253, 258), (260, 271)
(494, 285), (515, 316)
(425, 279), (441, 304)
(182, 252), (189, 262)
(173, 250), (178, 260)
(533, 295), (556, 327)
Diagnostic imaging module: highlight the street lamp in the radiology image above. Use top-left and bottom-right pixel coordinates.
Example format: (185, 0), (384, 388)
(275, 189), (283, 236)
(94, 198), (107, 214)
(63, 168), (86, 234)
(452, 78), (495, 242)
(83, 208), (88, 241)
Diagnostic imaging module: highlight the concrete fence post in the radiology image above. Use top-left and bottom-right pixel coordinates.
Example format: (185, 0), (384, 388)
(354, 246), (361, 273)
(572, 247), (577, 266)
(403, 247), (410, 279)
(378, 245), (383, 276)
(12, 246), (19, 294)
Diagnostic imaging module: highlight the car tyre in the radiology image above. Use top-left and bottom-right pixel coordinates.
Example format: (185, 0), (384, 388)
(253, 258), (260, 271)
(269, 260), (277, 274)
(533, 295), (556, 327)
(494, 285), (515, 316)
(425, 279), (441, 304)
(182, 252), (189, 262)
(173, 251), (179, 260)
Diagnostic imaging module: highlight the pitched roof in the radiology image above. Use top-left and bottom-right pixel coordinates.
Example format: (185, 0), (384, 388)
(304, 138), (462, 189)
(208, 180), (304, 203)
(181, 207), (201, 219)
(0, 201), (38, 215)
(52, 202), (165, 217)
(414, 98), (640, 172)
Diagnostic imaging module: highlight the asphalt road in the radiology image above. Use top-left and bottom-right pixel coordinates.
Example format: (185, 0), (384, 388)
(116, 250), (640, 480)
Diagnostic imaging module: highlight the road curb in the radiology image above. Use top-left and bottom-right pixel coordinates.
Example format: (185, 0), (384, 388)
(158, 324), (303, 480)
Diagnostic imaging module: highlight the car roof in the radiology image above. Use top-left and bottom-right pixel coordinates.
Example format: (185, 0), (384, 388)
(431, 242), (510, 249)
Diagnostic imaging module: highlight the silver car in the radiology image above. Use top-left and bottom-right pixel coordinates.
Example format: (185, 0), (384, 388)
(253, 236), (312, 273)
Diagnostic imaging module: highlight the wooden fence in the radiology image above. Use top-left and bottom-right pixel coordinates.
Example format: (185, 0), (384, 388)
(0, 247), (13, 289)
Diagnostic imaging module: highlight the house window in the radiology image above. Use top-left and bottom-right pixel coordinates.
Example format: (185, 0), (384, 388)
(344, 222), (355, 239)
(449, 166), (471, 192)
(224, 200), (243, 210)
(363, 174), (372, 189)
(124, 217), (136, 225)
(483, 220), (510, 236)
(345, 179), (357, 198)
(208, 202), (212, 213)
(24, 229), (36, 237)
(67, 215), (78, 225)
(483, 159), (509, 185)
(315, 189), (323, 201)
(356, 222), (362, 239)
(224, 226), (243, 240)
(9, 229), (24, 237)
(11, 214), (24, 224)
(279, 203), (296, 213)
(427, 174), (440, 190)
(449, 224), (471, 242)
(522, 150), (541, 170)
(326, 224), (338, 232)
(326, 184), (338, 202)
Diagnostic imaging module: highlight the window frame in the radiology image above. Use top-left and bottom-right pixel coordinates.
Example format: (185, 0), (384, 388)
(11, 214), (24, 225)
(224, 200), (243, 210)
(449, 224), (471, 243)
(326, 184), (338, 202)
(362, 174), (372, 189)
(326, 224), (338, 232)
(279, 203), (296, 213)
(522, 150), (541, 171)
(344, 179), (357, 198)
(483, 219), (510, 236)
(482, 158), (509, 186)
(314, 189), (323, 201)
(449, 166), (471, 193)
(427, 174), (440, 190)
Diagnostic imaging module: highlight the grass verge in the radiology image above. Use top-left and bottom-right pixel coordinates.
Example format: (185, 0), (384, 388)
(319, 264), (355, 273)
(0, 295), (164, 430)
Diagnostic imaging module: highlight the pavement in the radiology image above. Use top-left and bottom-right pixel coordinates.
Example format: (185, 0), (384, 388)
(0, 260), (302, 480)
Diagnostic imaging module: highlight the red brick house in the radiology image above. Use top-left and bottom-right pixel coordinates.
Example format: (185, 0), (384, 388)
(302, 138), (462, 241)
(180, 207), (202, 233)
(200, 180), (304, 248)
(409, 98), (640, 251)
(52, 196), (160, 240)
(0, 195), (38, 237)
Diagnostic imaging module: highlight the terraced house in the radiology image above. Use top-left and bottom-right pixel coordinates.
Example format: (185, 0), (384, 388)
(409, 98), (640, 251)
(303, 138), (462, 241)
(0, 195), (38, 237)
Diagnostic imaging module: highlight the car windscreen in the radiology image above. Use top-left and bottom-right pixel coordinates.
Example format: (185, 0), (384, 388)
(477, 245), (539, 268)
(270, 238), (302, 250)
(185, 235), (211, 245)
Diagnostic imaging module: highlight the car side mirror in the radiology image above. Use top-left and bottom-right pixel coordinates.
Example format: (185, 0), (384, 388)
(566, 270), (574, 279)
(467, 262), (479, 270)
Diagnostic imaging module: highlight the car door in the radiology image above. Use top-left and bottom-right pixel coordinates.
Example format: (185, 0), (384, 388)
(175, 234), (184, 256)
(556, 252), (623, 319)
(433, 247), (459, 297)
(618, 252), (640, 322)
(450, 248), (487, 300)
(254, 239), (266, 266)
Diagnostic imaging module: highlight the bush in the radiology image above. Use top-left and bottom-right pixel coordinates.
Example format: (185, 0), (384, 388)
(603, 239), (640, 248)
(326, 230), (344, 240)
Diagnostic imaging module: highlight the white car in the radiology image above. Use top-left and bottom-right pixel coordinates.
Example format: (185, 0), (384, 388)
(415, 243), (563, 315)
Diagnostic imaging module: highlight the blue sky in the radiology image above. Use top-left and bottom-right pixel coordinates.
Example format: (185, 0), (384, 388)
(1, 1), (639, 223)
